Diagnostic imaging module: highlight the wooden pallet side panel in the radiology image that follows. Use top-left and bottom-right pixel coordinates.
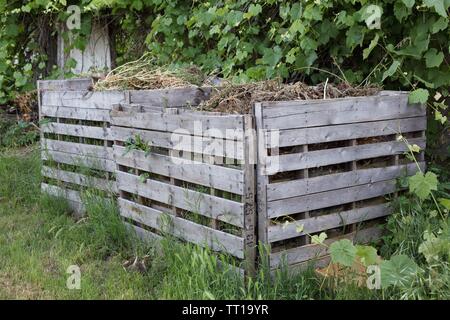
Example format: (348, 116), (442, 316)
(39, 87), (119, 215)
(254, 93), (427, 270)
(111, 109), (250, 266)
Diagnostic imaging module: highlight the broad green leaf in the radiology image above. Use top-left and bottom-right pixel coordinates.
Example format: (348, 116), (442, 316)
(418, 230), (450, 263)
(432, 17), (449, 33)
(380, 255), (420, 288)
(295, 224), (304, 233)
(408, 144), (421, 153)
(363, 33), (379, 59)
(424, 48), (444, 68)
(435, 110), (448, 124)
(286, 47), (299, 64)
(439, 198), (450, 210)
(311, 232), (327, 245)
(402, 0), (415, 8)
(330, 239), (357, 267)
(382, 60), (401, 81)
(394, 2), (411, 22)
(247, 4), (262, 17)
(355, 245), (379, 266)
(424, 0), (448, 17)
(408, 171), (439, 201)
(408, 88), (429, 104)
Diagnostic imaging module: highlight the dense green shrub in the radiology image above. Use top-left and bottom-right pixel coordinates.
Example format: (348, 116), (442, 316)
(1, 1), (448, 153)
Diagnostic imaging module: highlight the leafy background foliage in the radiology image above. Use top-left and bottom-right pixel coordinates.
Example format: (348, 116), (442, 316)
(1, 0), (448, 158)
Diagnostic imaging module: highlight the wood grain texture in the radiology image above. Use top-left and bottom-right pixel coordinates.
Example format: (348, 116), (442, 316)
(113, 146), (244, 195)
(267, 162), (424, 201)
(268, 117), (427, 148)
(42, 122), (112, 140)
(268, 179), (398, 218)
(119, 199), (244, 258)
(116, 171), (244, 227)
(264, 138), (426, 175)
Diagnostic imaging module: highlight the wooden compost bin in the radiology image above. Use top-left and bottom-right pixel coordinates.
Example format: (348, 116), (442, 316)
(38, 78), (211, 216)
(110, 105), (256, 275)
(38, 78), (427, 274)
(254, 91), (427, 271)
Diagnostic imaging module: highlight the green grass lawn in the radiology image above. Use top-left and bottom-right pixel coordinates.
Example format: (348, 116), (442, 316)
(1, 145), (448, 300)
(0, 146), (378, 300)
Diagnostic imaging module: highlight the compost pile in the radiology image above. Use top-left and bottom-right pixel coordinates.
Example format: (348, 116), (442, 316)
(94, 54), (206, 90)
(197, 80), (381, 114)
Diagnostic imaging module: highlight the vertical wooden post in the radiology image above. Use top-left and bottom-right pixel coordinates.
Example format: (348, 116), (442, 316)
(243, 114), (256, 277)
(350, 139), (358, 233)
(303, 144), (311, 244)
(254, 103), (269, 274)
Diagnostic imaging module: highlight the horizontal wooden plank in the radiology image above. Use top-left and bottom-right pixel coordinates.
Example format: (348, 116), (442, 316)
(41, 105), (111, 122)
(41, 183), (84, 217)
(264, 138), (425, 175)
(42, 139), (113, 161)
(42, 166), (117, 193)
(116, 171), (244, 227)
(119, 199), (244, 258)
(129, 87), (212, 107)
(124, 221), (163, 242)
(267, 162), (424, 201)
(268, 179), (398, 218)
(42, 122), (112, 140)
(38, 78), (93, 91)
(110, 108), (245, 140)
(112, 126), (244, 160)
(270, 225), (383, 268)
(268, 117), (427, 148)
(268, 203), (391, 242)
(42, 150), (115, 172)
(262, 94), (425, 130)
(42, 91), (126, 109)
(114, 146), (244, 195)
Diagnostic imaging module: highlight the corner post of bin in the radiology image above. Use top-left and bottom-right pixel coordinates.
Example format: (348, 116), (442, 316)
(253, 102), (270, 266)
(243, 113), (257, 277)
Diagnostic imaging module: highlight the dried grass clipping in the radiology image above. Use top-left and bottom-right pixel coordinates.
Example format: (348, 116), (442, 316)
(94, 54), (206, 91)
(198, 80), (380, 114)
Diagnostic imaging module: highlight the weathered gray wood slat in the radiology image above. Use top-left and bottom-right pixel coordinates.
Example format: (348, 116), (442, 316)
(268, 203), (391, 242)
(268, 117), (427, 148)
(129, 87), (212, 107)
(242, 114), (257, 275)
(264, 137), (426, 175)
(262, 95), (425, 130)
(41, 106), (111, 121)
(270, 226), (383, 268)
(116, 171), (244, 227)
(267, 162), (424, 201)
(119, 199), (245, 258)
(112, 126), (244, 160)
(42, 166), (117, 193)
(110, 108), (245, 140)
(42, 122), (112, 140)
(41, 91), (126, 109)
(38, 78), (93, 91)
(124, 222), (163, 242)
(41, 183), (84, 213)
(42, 150), (116, 172)
(255, 103), (270, 244)
(42, 139), (113, 161)
(268, 179), (397, 218)
(113, 146), (244, 195)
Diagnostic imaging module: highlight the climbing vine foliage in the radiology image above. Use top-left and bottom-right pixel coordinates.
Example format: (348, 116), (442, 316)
(1, 1), (449, 110)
